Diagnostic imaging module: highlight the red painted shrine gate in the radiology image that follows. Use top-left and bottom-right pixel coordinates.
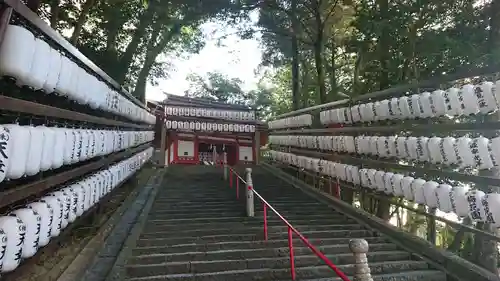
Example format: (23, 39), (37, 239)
(149, 95), (265, 166)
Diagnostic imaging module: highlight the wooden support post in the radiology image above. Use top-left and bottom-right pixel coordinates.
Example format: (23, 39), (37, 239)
(254, 131), (260, 165)
(223, 152), (228, 180)
(349, 239), (373, 281)
(159, 121), (167, 166)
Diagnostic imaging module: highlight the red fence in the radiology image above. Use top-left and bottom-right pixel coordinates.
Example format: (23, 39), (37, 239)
(227, 167), (351, 281)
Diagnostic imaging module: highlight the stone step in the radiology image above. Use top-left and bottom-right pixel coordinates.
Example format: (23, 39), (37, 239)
(134, 236), (389, 252)
(138, 229), (375, 244)
(152, 198), (317, 206)
(145, 208), (347, 219)
(141, 224), (365, 237)
(125, 268), (446, 281)
(125, 259), (429, 279)
(130, 243), (399, 263)
(296, 270), (447, 281)
(146, 213), (347, 221)
(149, 202), (328, 212)
(143, 218), (358, 229)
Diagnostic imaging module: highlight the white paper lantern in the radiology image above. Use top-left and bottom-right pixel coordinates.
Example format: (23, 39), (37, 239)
(367, 169), (377, 189)
(396, 137), (409, 159)
(412, 178), (427, 204)
(359, 169), (369, 187)
(416, 137), (430, 162)
(374, 171), (386, 192)
(383, 172), (394, 195)
(450, 186), (469, 217)
(419, 92), (434, 118)
(482, 193), (500, 226)
(455, 137), (474, 168)
(466, 189), (486, 221)
(351, 105), (361, 123)
(0, 216), (25, 272)
(392, 174), (405, 197)
(401, 176), (415, 201)
(436, 184), (453, 212)
(365, 103), (376, 122)
(459, 84), (480, 116)
(409, 94), (422, 118)
(422, 181), (439, 208)
(428, 137), (443, 164)
(430, 90), (447, 117)
(406, 137), (418, 160)
(398, 96), (411, 119)
(0, 25), (36, 85)
(390, 98), (401, 119)
(358, 104), (368, 122)
(471, 137), (493, 170)
(442, 137), (458, 165)
(476, 82), (497, 114)
(10, 208), (40, 258)
(444, 88), (462, 116)
(40, 196), (62, 237)
(26, 201), (52, 247)
(25, 126), (44, 176)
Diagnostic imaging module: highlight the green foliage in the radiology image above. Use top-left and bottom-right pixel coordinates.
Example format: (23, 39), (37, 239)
(36, 0), (249, 101)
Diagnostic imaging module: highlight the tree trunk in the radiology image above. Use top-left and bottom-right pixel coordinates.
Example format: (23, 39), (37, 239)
(490, 0), (500, 59)
(313, 37), (326, 103)
(377, 0), (390, 90)
(50, 0), (60, 28)
(329, 37), (337, 96)
(116, 4), (156, 83)
(133, 23), (182, 101)
(290, 0), (300, 110)
(300, 57), (310, 108)
(70, 0), (95, 45)
(313, 5), (327, 104)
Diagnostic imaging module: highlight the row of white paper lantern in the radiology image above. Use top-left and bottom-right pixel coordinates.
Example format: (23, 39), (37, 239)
(0, 147), (152, 272)
(268, 150), (500, 227)
(0, 124), (154, 183)
(166, 106), (255, 121)
(165, 120), (256, 133)
(0, 25), (155, 125)
(270, 134), (500, 170)
(320, 82), (499, 125)
(268, 114), (312, 130)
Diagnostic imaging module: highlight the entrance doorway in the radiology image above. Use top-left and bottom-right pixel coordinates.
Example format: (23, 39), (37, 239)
(197, 142), (237, 165)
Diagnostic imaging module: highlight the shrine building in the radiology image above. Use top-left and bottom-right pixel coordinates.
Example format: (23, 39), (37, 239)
(148, 95), (267, 166)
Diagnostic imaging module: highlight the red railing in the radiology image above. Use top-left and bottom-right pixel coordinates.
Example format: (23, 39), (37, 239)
(227, 167), (351, 281)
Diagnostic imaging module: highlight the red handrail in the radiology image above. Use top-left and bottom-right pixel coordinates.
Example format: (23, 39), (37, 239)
(227, 167), (351, 281)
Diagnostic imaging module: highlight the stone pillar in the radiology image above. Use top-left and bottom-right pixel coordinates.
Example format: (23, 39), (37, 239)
(254, 131), (260, 165)
(349, 239), (373, 281)
(223, 152), (228, 180)
(245, 168), (254, 217)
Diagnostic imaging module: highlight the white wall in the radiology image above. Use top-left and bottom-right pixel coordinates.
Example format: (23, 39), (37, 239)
(178, 140), (195, 157)
(239, 146), (253, 162)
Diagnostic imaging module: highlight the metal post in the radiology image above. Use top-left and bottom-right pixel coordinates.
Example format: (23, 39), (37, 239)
(245, 168), (254, 217)
(223, 151), (228, 180)
(288, 227), (296, 280)
(263, 203), (268, 241)
(349, 239), (373, 281)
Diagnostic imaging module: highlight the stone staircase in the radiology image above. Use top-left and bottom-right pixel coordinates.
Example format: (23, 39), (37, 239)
(119, 165), (446, 281)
